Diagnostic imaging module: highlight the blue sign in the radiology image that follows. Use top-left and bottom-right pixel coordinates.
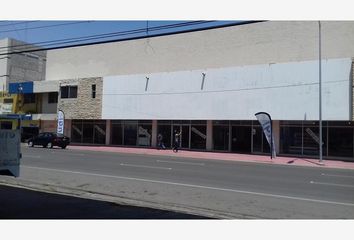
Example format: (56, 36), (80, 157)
(0, 114), (32, 120)
(8, 82), (34, 94)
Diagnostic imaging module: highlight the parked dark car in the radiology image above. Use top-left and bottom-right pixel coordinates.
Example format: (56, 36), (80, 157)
(27, 132), (70, 149)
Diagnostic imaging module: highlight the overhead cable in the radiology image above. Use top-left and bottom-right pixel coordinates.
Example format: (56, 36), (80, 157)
(0, 21), (216, 53)
(0, 20), (264, 56)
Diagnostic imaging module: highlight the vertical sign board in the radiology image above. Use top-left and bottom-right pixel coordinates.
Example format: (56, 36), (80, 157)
(57, 110), (65, 135)
(255, 112), (276, 159)
(0, 130), (21, 177)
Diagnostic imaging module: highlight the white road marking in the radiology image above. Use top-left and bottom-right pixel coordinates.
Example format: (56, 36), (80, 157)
(120, 163), (172, 170)
(23, 155), (41, 159)
(310, 181), (354, 188)
(22, 165), (354, 207)
(321, 173), (354, 179)
(50, 151), (85, 156)
(156, 160), (205, 166)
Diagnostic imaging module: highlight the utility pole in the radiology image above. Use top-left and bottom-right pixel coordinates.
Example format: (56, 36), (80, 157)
(146, 21), (149, 36)
(319, 21), (323, 164)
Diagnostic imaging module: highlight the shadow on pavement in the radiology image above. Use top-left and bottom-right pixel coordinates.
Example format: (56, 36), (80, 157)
(0, 184), (211, 219)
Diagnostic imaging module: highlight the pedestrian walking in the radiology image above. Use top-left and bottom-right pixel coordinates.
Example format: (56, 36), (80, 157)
(172, 130), (181, 153)
(157, 133), (165, 149)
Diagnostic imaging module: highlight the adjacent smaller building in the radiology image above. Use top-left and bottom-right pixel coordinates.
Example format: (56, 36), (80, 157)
(0, 38), (50, 139)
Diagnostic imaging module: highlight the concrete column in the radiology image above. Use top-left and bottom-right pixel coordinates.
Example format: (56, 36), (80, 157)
(351, 58), (354, 120)
(105, 120), (111, 145)
(206, 120), (213, 151)
(64, 119), (71, 137)
(273, 120), (280, 154)
(151, 120), (158, 147)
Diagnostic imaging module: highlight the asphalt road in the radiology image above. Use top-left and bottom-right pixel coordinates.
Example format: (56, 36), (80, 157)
(2, 146), (354, 219)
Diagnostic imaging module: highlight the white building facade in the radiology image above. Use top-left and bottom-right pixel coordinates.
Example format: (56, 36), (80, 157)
(43, 21), (354, 160)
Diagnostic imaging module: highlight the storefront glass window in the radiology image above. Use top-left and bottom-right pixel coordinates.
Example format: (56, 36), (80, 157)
(252, 124), (270, 154)
(111, 121), (123, 145)
(231, 126), (251, 153)
(280, 126), (302, 154)
(157, 124), (171, 148)
(72, 120), (106, 144)
(123, 121), (137, 146)
(328, 127), (353, 158)
(82, 121), (94, 144)
(303, 126), (327, 156)
(172, 125), (190, 148)
(93, 121), (106, 144)
(213, 125), (229, 151)
(191, 124), (206, 150)
(71, 121), (83, 143)
(138, 123), (152, 146)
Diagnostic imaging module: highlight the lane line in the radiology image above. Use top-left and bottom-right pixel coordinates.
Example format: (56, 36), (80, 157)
(49, 152), (85, 156)
(321, 173), (354, 179)
(310, 181), (354, 188)
(120, 163), (172, 170)
(22, 165), (354, 207)
(156, 160), (205, 166)
(24, 149), (85, 157)
(23, 155), (41, 159)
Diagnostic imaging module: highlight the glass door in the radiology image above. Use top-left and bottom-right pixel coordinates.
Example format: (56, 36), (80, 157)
(252, 126), (262, 153)
(252, 126), (270, 154)
(181, 125), (190, 148)
(124, 122), (137, 146)
(231, 126), (251, 153)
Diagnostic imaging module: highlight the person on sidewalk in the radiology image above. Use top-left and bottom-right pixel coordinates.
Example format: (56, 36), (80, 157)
(157, 133), (165, 150)
(172, 130), (181, 153)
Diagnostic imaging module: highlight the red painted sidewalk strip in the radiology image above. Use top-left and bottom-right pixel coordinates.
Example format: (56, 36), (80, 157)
(67, 145), (354, 170)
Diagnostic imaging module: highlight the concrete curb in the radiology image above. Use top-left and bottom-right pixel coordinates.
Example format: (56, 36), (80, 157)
(66, 145), (354, 170)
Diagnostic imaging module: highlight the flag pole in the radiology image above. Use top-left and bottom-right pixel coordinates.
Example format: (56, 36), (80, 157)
(270, 120), (273, 159)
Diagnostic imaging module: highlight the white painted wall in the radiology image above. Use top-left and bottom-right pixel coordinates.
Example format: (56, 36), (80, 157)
(102, 58), (352, 121)
(33, 80), (59, 93)
(41, 93), (57, 113)
(46, 21), (354, 81)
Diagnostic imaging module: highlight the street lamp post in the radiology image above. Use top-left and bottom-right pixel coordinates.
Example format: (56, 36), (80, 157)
(17, 84), (23, 132)
(319, 21), (323, 164)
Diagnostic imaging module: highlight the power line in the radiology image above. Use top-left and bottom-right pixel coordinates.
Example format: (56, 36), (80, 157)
(0, 21), (215, 52)
(0, 21), (217, 54)
(0, 21), (262, 56)
(0, 21), (39, 27)
(0, 21), (92, 34)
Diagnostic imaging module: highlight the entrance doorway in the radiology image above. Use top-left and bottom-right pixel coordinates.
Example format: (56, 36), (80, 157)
(172, 125), (190, 149)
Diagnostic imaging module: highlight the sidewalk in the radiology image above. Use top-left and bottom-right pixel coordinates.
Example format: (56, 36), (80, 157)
(0, 184), (208, 219)
(67, 145), (354, 170)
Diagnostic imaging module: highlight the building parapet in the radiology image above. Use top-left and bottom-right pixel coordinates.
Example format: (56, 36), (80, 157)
(33, 80), (59, 93)
(32, 113), (56, 121)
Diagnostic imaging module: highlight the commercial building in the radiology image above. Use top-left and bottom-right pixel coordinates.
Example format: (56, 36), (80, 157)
(0, 38), (48, 138)
(8, 21), (354, 160)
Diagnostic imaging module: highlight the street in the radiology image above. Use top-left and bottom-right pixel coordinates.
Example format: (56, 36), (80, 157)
(1, 145), (354, 219)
